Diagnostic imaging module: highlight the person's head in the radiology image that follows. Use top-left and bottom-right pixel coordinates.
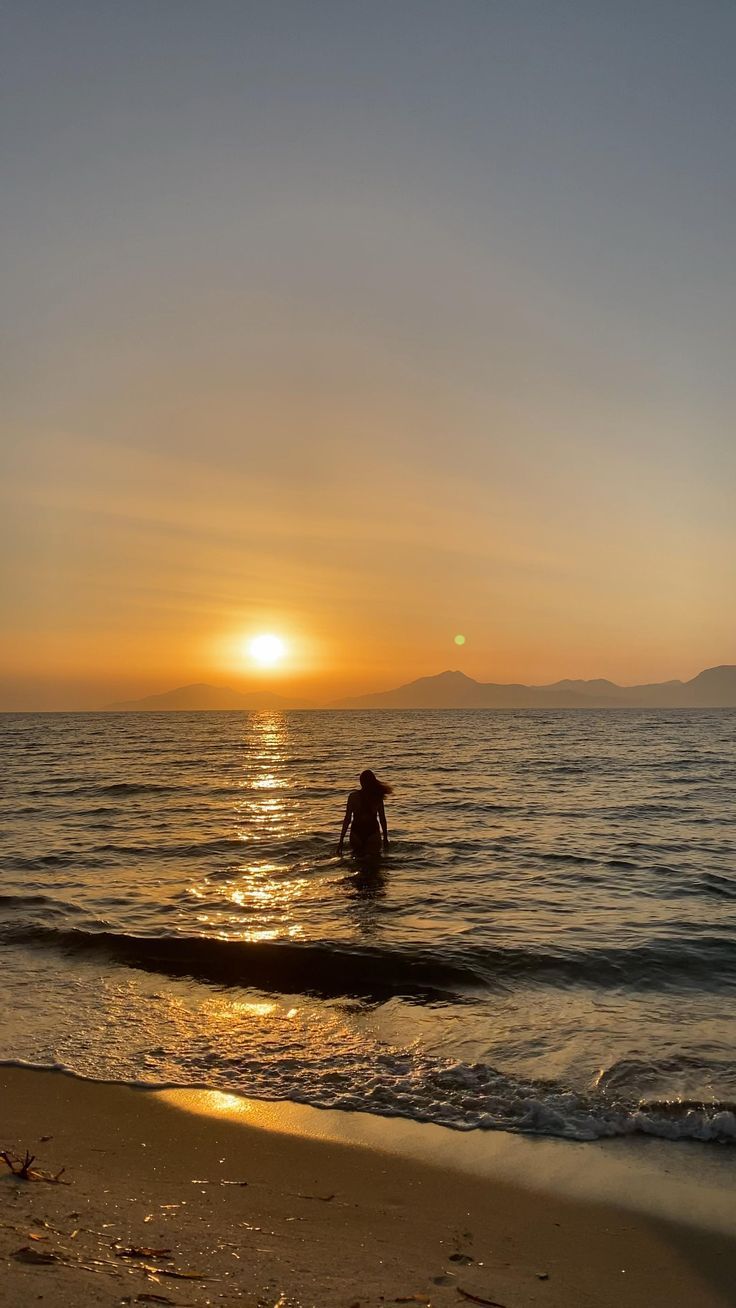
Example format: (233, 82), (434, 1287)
(359, 769), (393, 798)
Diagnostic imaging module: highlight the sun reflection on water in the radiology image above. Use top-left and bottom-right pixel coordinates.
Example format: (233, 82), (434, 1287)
(187, 713), (315, 942)
(250, 773), (287, 790)
(233, 713), (293, 841)
(230, 999), (277, 1017)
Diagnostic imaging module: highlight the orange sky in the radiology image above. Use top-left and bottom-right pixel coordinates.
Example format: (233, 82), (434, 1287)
(3, 411), (731, 708)
(2, 6), (734, 709)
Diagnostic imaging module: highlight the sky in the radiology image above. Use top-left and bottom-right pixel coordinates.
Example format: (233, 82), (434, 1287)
(2, 0), (735, 708)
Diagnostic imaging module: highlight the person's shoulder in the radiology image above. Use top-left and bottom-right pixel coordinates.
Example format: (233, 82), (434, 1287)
(348, 789), (360, 800)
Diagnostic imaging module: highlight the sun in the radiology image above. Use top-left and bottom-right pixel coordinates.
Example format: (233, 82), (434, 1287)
(247, 633), (287, 668)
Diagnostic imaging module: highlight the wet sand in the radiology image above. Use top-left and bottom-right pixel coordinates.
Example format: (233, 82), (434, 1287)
(1, 1065), (735, 1307)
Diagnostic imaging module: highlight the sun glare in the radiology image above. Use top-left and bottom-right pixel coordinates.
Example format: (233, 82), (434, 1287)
(248, 633), (287, 668)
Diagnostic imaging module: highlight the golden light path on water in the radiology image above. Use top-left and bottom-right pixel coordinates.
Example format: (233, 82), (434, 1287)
(189, 713), (310, 945)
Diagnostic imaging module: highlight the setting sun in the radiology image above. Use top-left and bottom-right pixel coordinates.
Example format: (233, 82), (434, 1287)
(247, 634), (287, 668)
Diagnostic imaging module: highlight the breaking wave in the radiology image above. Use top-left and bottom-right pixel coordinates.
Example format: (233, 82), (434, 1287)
(3, 921), (736, 1000)
(0, 1054), (733, 1145)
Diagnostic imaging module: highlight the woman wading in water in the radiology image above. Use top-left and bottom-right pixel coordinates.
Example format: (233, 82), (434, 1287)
(338, 770), (392, 858)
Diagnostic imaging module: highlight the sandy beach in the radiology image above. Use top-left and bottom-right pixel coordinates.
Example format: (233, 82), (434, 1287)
(1, 1066), (735, 1308)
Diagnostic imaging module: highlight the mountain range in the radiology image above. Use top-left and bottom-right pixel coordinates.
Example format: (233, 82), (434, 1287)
(106, 683), (312, 711)
(331, 665), (736, 708)
(106, 665), (736, 711)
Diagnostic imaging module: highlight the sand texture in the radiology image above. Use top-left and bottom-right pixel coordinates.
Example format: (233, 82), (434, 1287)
(1, 1066), (735, 1307)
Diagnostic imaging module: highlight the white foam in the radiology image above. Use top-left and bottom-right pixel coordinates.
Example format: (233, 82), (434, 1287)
(2, 1054), (734, 1145)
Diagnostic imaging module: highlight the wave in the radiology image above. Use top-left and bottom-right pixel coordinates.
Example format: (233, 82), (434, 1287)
(1, 925), (480, 1002)
(4, 922), (736, 1000)
(1, 831), (341, 875)
(698, 872), (736, 901)
(0, 1055), (733, 1145)
(72, 781), (187, 797)
(1, 836), (269, 870)
(0, 892), (71, 910)
(21, 781), (189, 799)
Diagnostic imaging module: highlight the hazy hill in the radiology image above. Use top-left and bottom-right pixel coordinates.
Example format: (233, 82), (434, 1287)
(104, 666), (736, 712)
(682, 665), (736, 705)
(330, 666), (736, 709)
(106, 683), (310, 711)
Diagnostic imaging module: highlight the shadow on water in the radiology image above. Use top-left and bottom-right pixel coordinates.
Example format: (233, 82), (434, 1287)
(347, 863), (388, 894)
(339, 855), (389, 938)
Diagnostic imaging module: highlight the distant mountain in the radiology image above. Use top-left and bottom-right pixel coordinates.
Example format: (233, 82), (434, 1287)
(684, 665), (736, 703)
(104, 666), (736, 712)
(330, 665), (736, 709)
(105, 683), (310, 711)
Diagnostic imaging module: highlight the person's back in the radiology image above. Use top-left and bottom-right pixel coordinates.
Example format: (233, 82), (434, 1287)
(350, 788), (380, 838)
(338, 769), (392, 857)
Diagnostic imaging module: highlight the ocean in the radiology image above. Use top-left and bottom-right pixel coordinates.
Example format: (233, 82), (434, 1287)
(1, 709), (735, 1144)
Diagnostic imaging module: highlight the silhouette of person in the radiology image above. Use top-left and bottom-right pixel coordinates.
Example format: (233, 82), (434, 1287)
(338, 769), (392, 857)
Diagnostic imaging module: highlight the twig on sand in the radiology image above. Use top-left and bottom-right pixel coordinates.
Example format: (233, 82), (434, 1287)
(0, 1149), (68, 1184)
(191, 1177), (248, 1186)
(139, 1264), (209, 1281)
(114, 1245), (174, 1261)
(457, 1289), (507, 1307)
(132, 1296), (179, 1305)
(110, 1241), (211, 1282)
(131, 1295), (180, 1305)
(12, 1246), (61, 1265)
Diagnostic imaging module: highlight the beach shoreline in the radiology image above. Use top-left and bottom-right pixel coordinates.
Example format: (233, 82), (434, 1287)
(2, 1066), (735, 1307)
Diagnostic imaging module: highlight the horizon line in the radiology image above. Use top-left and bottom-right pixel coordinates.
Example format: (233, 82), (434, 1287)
(2, 661), (735, 713)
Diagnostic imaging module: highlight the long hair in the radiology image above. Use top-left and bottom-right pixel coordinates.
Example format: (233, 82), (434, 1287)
(359, 769), (393, 800)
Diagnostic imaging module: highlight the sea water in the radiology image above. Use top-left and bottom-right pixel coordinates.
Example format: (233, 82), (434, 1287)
(1, 709), (734, 1143)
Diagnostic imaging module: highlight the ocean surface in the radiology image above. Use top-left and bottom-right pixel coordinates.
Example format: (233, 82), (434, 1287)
(1, 709), (735, 1144)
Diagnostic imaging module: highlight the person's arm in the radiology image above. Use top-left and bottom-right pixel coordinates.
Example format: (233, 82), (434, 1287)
(337, 796), (353, 854)
(378, 799), (389, 847)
